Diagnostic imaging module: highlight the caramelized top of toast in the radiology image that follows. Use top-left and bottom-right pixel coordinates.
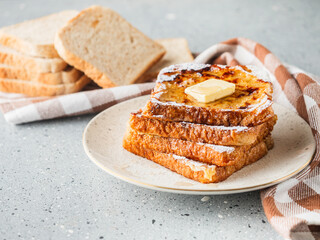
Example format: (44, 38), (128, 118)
(152, 63), (273, 112)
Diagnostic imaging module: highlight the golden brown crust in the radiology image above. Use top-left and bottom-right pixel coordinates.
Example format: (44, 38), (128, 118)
(142, 63), (274, 126)
(55, 39), (165, 88)
(143, 100), (274, 127)
(0, 35), (59, 58)
(126, 127), (271, 167)
(123, 131), (270, 183)
(129, 111), (277, 145)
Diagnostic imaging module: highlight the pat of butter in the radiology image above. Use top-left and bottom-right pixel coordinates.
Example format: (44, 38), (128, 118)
(185, 79), (235, 103)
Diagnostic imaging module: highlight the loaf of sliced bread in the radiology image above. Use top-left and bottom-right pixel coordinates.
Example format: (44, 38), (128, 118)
(55, 5), (166, 88)
(0, 64), (82, 85)
(0, 10), (78, 58)
(0, 45), (67, 73)
(136, 38), (194, 83)
(0, 75), (90, 97)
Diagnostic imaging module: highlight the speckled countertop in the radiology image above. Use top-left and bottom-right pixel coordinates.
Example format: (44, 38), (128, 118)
(1, 0), (319, 239)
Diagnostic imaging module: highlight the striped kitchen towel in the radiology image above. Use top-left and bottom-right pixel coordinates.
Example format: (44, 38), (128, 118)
(195, 37), (320, 240)
(0, 82), (154, 124)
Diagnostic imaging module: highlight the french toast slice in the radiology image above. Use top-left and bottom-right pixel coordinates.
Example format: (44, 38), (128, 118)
(129, 110), (277, 146)
(123, 131), (272, 183)
(125, 127), (273, 167)
(142, 63), (274, 127)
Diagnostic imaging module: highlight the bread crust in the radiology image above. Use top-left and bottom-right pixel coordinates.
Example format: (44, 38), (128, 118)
(0, 65), (82, 85)
(0, 35), (59, 59)
(130, 111), (277, 145)
(0, 10), (78, 58)
(123, 131), (271, 183)
(0, 74), (90, 96)
(142, 63), (274, 126)
(126, 127), (272, 167)
(0, 45), (67, 73)
(54, 6), (166, 88)
(143, 100), (274, 127)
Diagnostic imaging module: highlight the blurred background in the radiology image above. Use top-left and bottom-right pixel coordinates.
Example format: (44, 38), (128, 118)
(0, 0), (319, 75)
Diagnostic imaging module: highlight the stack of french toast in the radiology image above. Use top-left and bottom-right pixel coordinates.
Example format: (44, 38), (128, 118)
(123, 63), (277, 183)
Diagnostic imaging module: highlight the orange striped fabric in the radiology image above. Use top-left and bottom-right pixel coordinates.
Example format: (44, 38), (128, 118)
(0, 83), (155, 124)
(195, 37), (320, 240)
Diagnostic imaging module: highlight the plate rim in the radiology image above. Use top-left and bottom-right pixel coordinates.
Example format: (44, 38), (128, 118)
(82, 95), (315, 195)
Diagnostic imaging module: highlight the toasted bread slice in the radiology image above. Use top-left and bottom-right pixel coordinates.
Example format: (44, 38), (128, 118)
(0, 45), (67, 73)
(55, 6), (166, 88)
(125, 127), (272, 166)
(0, 10), (78, 58)
(129, 110), (277, 146)
(136, 38), (194, 83)
(142, 63), (274, 127)
(0, 74), (90, 97)
(0, 64), (82, 85)
(123, 131), (272, 183)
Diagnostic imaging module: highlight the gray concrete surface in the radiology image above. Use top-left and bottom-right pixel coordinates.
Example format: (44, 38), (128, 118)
(1, 0), (319, 239)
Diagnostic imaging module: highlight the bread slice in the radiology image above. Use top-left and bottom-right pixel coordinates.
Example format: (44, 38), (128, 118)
(123, 131), (272, 183)
(0, 64), (82, 85)
(0, 74), (90, 97)
(129, 110), (277, 146)
(0, 10), (78, 58)
(136, 38), (194, 83)
(54, 5), (166, 88)
(0, 45), (67, 73)
(125, 127), (272, 167)
(142, 63), (274, 127)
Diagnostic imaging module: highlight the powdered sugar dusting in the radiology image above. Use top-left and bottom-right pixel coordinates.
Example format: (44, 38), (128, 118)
(196, 142), (235, 154)
(162, 63), (211, 73)
(244, 95), (273, 112)
(157, 63), (271, 84)
(172, 154), (216, 169)
(157, 63), (211, 82)
(150, 97), (271, 113)
(172, 154), (217, 180)
(135, 113), (249, 132)
(236, 65), (271, 83)
(180, 121), (249, 132)
(209, 64), (271, 83)
(151, 98), (195, 108)
(158, 73), (179, 82)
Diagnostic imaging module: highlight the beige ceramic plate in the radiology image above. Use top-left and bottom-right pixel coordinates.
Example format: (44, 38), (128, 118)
(83, 96), (316, 195)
